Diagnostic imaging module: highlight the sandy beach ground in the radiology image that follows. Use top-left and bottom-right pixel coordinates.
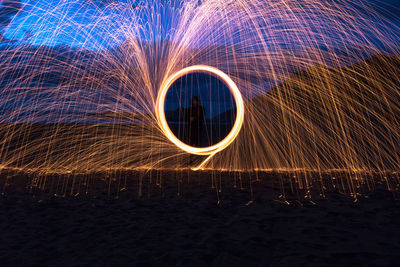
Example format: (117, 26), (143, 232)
(0, 170), (400, 266)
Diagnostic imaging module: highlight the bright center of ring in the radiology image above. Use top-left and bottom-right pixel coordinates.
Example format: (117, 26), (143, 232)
(156, 65), (244, 156)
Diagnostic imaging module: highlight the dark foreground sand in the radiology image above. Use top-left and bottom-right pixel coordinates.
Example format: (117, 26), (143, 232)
(0, 170), (400, 266)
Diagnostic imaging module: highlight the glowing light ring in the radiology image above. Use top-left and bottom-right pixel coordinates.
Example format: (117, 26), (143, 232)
(156, 65), (244, 156)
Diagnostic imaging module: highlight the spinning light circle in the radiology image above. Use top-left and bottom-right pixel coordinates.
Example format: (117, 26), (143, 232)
(156, 65), (244, 156)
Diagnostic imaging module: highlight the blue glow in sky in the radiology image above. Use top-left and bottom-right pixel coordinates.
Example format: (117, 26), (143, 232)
(2, 0), (135, 48)
(1, 0), (192, 49)
(0, 0), (399, 50)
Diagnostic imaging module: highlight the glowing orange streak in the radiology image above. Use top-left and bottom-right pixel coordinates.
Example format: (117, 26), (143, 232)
(156, 65), (244, 156)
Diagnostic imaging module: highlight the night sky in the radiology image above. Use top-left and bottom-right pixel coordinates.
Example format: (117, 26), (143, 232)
(0, 0), (398, 123)
(0, 0), (399, 49)
(164, 72), (235, 119)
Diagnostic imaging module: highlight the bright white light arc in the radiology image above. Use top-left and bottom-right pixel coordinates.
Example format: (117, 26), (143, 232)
(156, 65), (244, 156)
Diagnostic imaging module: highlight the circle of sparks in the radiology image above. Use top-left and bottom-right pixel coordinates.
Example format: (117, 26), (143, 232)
(156, 65), (244, 156)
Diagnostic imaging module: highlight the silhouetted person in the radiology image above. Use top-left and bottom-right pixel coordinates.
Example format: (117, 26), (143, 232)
(187, 96), (205, 147)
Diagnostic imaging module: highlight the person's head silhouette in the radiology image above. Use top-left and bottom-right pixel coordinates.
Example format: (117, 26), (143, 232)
(191, 96), (200, 107)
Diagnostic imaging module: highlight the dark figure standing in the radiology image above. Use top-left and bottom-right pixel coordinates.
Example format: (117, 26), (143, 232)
(187, 96), (205, 147)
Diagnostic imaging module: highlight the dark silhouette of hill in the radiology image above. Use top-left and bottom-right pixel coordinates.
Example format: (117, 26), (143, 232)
(219, 54), (400, 170)
(0, 41), (378, 89)
(210, 108), (236, 124)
